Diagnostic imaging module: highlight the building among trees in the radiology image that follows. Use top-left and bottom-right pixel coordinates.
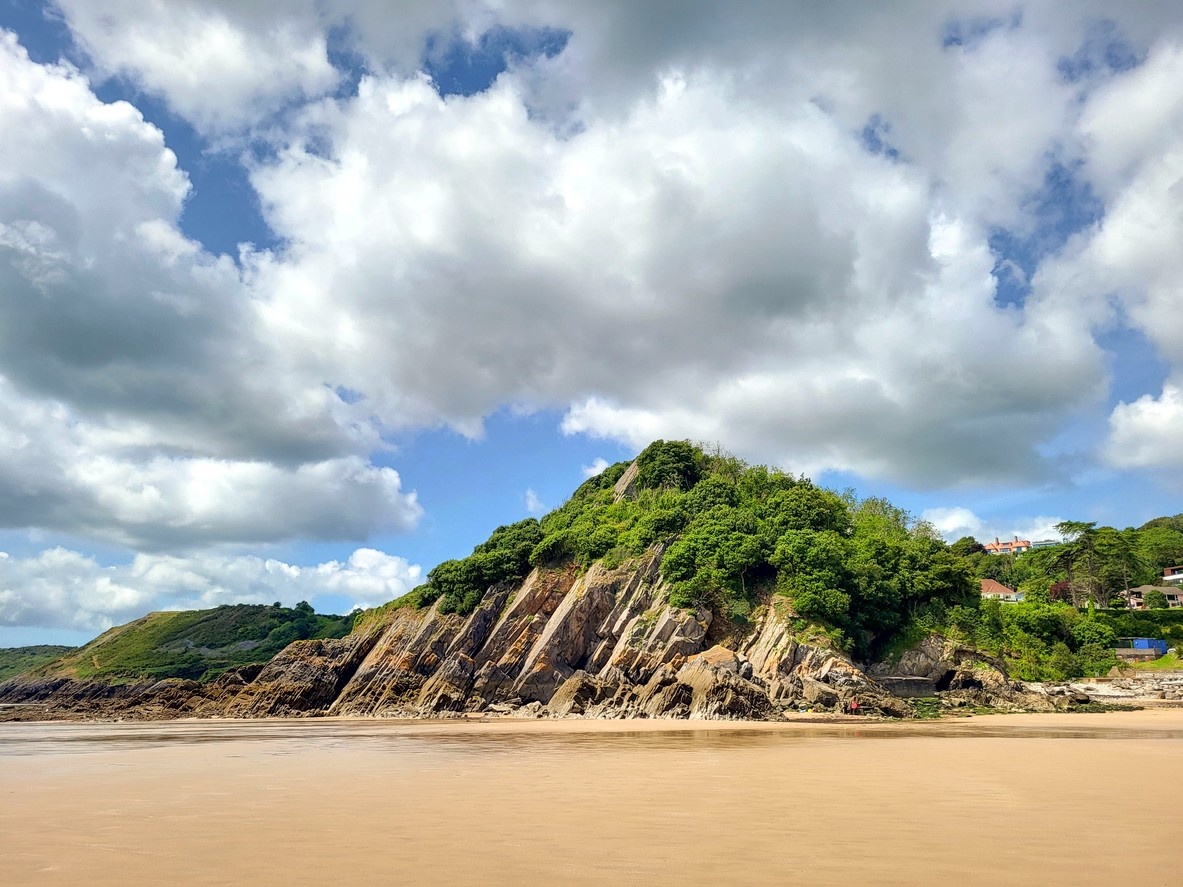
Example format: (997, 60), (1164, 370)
(979, 578), (1024, 602)
(983, 536), (1031, 555)
(1122, 586), (1183, 610)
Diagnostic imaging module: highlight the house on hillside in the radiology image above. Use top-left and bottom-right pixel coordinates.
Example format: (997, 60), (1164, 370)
(980, 579), (1024, 602)
(1123, 586), (1183, 610)
(1163, 566), (1183, 586)
(982, 536), (1032, 556)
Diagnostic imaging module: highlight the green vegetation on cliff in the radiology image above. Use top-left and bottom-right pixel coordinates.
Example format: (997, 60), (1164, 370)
(0, 645), (75, 682)
(24, 603), (356, 684)
(404, 440), (977, 660)
(935, 516), (1183, 680)
(956, 516), (1183, 608)
(416, 519), (543, 615)
(916, 599), (1183, 681)
(393, 441), (1183, 679)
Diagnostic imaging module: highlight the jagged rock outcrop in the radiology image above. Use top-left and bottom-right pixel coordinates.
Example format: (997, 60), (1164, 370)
(219, 633), (380, 717)
(316, 550), (910, 721)
(612, 461), (640, 502)
(867, 633), (1154, 713)
(1020, 674), (1183, 706)
(0, 664), (268, 721)
(4, 558), (1028, 723)
(873, 633), (1018, 695)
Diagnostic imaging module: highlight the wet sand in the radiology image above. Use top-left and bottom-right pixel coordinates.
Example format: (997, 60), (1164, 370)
(3, 710), (1182, 885)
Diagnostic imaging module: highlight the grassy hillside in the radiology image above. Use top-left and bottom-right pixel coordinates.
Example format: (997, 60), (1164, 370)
(24, 603), (356, 684)
(0, 645), (76, 682)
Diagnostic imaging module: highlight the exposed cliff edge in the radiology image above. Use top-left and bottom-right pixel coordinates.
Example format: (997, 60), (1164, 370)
(1, 548), (928, 721)
(3, 553), (1160, 722)
(8, 548), (1138, 723)
(4, 442), (1155, 722)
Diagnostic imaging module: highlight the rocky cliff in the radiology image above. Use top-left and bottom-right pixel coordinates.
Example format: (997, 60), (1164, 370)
(9, 543), (1161, 722)
(0, 547), (922, 721)
(4, 444), (1165, 723)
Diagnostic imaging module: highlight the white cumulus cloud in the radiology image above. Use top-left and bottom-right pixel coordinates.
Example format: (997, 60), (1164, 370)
(54, 0), (339, 134)
(0, 547), (422, 634)
(1106, 382), (1183, 472)
(581, 457), (611, 479)
(524, 488), (546, 514)
(0, 34), (420, 550)
(922, 507), (1065, 545)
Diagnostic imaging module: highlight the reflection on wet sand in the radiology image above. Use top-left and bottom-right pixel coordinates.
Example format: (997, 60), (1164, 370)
(3, 709), (1182, 885)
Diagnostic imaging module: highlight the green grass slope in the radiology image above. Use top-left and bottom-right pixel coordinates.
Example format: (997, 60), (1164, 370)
(23, 603), (356, 684)
(0, 645), (76, 682)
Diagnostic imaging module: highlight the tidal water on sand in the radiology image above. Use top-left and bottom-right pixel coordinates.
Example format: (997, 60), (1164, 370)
(3, 712), (1182, 885)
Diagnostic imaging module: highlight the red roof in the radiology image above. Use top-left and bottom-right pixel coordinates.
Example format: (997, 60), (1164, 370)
(980, 579), (1017, 596)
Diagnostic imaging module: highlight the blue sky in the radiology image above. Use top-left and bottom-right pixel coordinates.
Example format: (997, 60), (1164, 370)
(1, 1), (1182, 646)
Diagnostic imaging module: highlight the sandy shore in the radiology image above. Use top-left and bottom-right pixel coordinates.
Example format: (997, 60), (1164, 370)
(3, 709), (1182, 885)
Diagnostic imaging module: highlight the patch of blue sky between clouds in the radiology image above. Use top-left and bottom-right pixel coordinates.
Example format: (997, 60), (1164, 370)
(326, 24), (367, 102)
(941, 10), (1022, 51)
(1056, 19), (1143, 84)
(423, 25), (569, 98)
(0, 0), (70, 66)
(332, 385), (365, 406)
(98, 87), (282, 258)
(860, 114), (902, 162)
(1097, 326), (1172, 408)
(989, 161), (1103, 308)
(325, 409), (632, 576)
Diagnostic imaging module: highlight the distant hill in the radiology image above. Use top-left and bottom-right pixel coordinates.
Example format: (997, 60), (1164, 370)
(22, 603), (356, 684)
(1140, 513), (1183, 534)
(0, 645), (76, 682)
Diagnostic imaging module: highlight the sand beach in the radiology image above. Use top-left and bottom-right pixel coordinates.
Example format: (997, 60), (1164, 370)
(2, 709), (1182, 885)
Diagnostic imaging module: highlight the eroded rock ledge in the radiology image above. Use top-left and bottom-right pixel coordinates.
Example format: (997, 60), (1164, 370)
(0, 553), (1158, 722)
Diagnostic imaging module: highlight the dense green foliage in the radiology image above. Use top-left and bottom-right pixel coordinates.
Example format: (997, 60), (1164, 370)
(0, 645), (75, 682)
(937, 517), (1183, 678)
(27, 603), (355, 683)
(403, 440), (976, 659)
(417, 519), (544, 614)
(959, 515), (1183, 608)
(1145, 589), (1169, 609)
(923, 600), (1183, 680)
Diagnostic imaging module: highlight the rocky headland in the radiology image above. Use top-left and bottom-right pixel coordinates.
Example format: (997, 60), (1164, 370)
(3, 547), (1164, 723)
(5, 445), (1176, 723)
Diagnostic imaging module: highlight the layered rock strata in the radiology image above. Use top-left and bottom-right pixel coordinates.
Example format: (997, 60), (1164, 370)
(0, 549), (919, 721)
(5, 553), (1148, 722)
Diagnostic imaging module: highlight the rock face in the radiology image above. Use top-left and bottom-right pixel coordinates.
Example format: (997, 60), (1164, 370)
(219, 633), (380, 717)
(20, 552), (1144, 722)
(866, 633), (1181, 712)
(0, 546), (923, 721)
(869, 633), (1049, 711)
